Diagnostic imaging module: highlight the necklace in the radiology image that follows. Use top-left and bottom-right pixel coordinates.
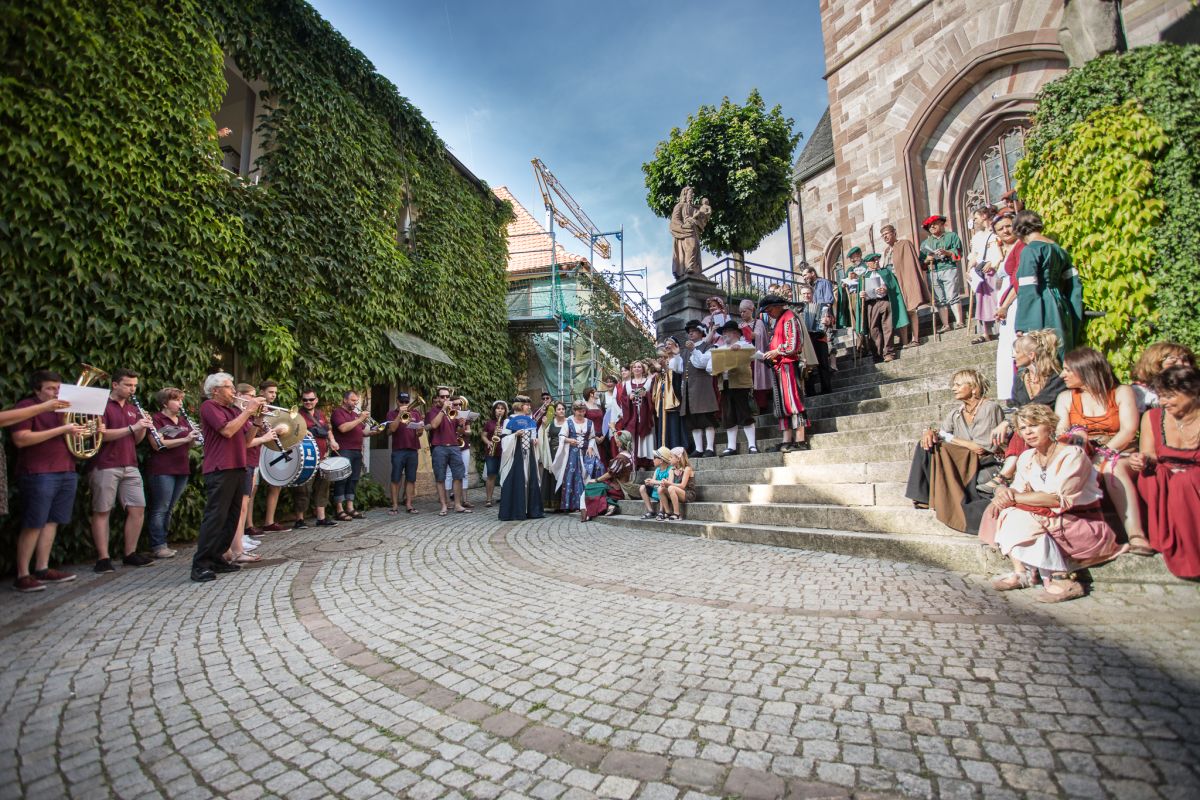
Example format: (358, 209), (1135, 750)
(1172, 410), (1200, 448)
(1034, 443), (1058, 483)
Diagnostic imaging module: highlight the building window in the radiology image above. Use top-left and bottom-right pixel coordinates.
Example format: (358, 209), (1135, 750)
(213, 60), (263, 180)
(964, 127), (1026, 215)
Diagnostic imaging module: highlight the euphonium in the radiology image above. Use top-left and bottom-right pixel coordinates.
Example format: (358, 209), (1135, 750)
(65, 363), (108, 460)
(398, 394), (426, 425)
(445, 395), (469, 419)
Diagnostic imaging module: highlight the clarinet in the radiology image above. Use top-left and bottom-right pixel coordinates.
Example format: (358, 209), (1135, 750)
(130, 396), (165, 449)
(180, 407), (204, 449)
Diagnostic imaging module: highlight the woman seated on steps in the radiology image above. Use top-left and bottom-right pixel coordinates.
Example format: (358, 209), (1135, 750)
(660, 447), (696, 521)
(1133, 365), (1200, 579)
(1130, 341), (1194, 414)
(984, 329), (1067, 492)
(980, 403), (1127, 603)
(905, 369), (1005, 533)
(638, 447), (672, 520)
(582, 431), (636, 521)
(1053, 347), (1152, 555)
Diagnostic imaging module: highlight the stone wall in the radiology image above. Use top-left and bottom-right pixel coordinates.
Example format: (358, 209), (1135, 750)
(792, 166), (841, 279)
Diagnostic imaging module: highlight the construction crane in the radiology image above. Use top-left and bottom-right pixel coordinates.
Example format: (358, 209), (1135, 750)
(532, 158), (611, 260)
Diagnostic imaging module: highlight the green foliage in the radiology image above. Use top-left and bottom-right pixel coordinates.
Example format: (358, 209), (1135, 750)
(0, 0), (513, 570)
(576, 274), (657, 367)
(1014, 101), (1167, 376)
(1017, 44), (1200, 369)
(642, 90), (800, 259)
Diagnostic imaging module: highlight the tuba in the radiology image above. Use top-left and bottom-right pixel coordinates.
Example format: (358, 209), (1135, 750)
(65, 363), (109, 460)
(398, 394), (426, 425)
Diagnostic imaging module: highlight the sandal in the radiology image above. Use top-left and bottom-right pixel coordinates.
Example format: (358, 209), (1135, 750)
(388, 507), (400, 516)
(1034, 579), (1085, 603)
(438, 509), (449, 517)
(485, 501), (493, 508)
(640, 511), (656, 520)
(991, 571), (1034, 591)
(336, 512), (353, 522)
(456, 507), (473, 514)
(656, 512), (666, 521)
(971, 335), (990, 345)
(232, 552), (262, 563)
(406, 507), (419, 514)
(979, 474), (1010, 495)
(666, 514), (680, 521)
(1125, 535), (1156, 557)
(351, 510), (365, 519)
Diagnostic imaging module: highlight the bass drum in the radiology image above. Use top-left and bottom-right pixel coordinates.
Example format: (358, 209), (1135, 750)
(259, 437), (320, 487)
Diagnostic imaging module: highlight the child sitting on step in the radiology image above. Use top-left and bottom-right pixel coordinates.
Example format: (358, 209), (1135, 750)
(660, 447), (696, 521)
(639, 447), (672, 520)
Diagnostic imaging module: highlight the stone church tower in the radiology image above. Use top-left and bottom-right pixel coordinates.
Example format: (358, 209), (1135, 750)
(790, 0), (1198, 278)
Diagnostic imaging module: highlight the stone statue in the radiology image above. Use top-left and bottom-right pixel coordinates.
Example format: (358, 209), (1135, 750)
(668, 186), (712, 279)
(1059, 0), (1126, 67)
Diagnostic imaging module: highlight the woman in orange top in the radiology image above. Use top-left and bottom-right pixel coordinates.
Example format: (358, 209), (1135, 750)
(1053, 347), (1151, 554)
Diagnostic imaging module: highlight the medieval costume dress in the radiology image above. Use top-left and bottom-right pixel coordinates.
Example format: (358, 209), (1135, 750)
(497, 414), (544, 521)
(743, 316), (773, 411)
(995, 240), (1026, 401)
(552, 417), (602, 512)
(539, 415), (563, 512)
(584, 402), (608, 470)
(1013, 240), (1083, 358)
(1137, 407), (1200, 578)
(617, 376), (655, 468)
(883, 237), (932, 328)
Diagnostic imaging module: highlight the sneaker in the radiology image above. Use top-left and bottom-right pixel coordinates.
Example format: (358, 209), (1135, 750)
(13, 575), (45, 593)
(122, 552), (155, 567)
(261, 523), (287, 533)
(291, 518), (308, 530)
(315, 518), (337, 527)
(244, 540), (259, 551)
(33, 568), (77, 584)
(244, 536), (261, 547)
(94, 558), (115, 574)
(152, 547), (177, 559)
(245, 526), (263, 537)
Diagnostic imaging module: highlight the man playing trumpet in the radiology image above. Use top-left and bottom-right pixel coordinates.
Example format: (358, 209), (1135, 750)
(332, 390), (386, 521)
(427, 386), (470, 516)
(385, 392), (424, 515)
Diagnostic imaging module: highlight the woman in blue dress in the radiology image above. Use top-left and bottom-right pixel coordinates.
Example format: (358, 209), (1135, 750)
(1012, 210), (1083, 356)
(498, 396), (544, 521)
(552, 401), (602, 513)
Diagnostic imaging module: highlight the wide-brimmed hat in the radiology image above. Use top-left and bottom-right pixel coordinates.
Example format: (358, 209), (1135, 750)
(757, 294), (788, 313)
(654, 446), (672, 461)
(922, 214), (947, 229)
(719, 319), (741, 334)
(684, 319), (708, 335)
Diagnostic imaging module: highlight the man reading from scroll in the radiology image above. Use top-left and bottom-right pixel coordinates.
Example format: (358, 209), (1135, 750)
(669, 187), (712, 279)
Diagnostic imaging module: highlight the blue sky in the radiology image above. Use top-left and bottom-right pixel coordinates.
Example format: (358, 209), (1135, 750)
(308, 0), (829, 308)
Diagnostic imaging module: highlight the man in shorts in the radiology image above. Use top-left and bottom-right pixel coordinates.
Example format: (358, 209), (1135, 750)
(89, 368), (156, 572)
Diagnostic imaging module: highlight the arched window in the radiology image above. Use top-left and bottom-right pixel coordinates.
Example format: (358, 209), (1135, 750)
(964, 126), (1026, 216)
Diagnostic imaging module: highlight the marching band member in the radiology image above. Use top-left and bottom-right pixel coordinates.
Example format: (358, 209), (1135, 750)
(229, 384), (279, 563)
(89, 368), (154, 572)
(698, 320), (759, 456)
(332, 390), (383, 521)
(616, 360), (656, 468)
(680, 321), (719, 458)
(7, 371), (82, 592)
(427, 386), (470, 516)
(191, 373), (263, 583)
(254, 380), (288, 533)
(498, 396), (543, 520)
(294, 389), (338, 527)
(482, 400), (508, 508)
(386, 392), (424, 515)
(532, 391), (553, 425)
(759, 295), (816, 452)
(145, 387), (199, 559)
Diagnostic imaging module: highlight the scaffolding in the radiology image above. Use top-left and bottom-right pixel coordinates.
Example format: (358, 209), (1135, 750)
(507, 159), (653, 400)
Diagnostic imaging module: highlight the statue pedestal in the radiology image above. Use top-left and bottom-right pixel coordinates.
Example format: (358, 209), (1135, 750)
(655, 273), (720, 342)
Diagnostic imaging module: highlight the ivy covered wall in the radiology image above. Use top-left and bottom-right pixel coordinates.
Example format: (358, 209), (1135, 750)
(0, 0), (514, 568)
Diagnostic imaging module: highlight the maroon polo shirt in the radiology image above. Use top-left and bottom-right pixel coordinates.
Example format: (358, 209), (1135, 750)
(300, 408), (330, 458)
(245, 418), (263, 468)
(200, 399), (246, 473)
(93, 397), (140, 470)
(145, 411), (193, 477)
(10, 397), (76, 475)
(427, 405), (460, 447)
(333, 406), (364, 451)
(387, 408), (423, 450)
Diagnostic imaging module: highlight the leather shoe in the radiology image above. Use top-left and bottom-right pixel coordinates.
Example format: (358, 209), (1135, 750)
(190, 567), (216, 582)
(211, 561), (242, 574)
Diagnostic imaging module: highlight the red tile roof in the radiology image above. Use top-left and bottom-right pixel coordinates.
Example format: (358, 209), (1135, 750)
(494, 186), (591, 275)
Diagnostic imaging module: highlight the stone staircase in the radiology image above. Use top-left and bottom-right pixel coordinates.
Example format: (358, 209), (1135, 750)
(596, 326), (1174, 583)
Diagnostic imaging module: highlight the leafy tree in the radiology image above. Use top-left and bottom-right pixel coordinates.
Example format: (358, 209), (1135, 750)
(576, 273), (657, 369)
(643, 90), (800, 272)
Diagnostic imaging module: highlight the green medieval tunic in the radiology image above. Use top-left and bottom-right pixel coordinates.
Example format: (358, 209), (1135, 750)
(1013, 239), (1083, 356)
(854, 268), (910, 333)
(920, 230), (964, 271)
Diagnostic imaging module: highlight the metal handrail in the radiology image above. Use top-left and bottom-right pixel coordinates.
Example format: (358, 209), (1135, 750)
(701, 256), (802, 298)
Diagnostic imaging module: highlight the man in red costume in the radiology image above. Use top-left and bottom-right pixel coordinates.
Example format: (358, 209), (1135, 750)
(758, 295), (812, 452)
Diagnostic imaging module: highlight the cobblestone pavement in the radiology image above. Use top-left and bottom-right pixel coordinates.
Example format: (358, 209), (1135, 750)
(2, 503), (1200, 800)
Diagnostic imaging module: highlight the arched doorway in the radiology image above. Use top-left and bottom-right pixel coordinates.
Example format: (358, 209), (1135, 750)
(823, 234), (844, 282)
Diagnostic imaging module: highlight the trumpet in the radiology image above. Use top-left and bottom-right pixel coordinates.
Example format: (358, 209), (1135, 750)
(65, 363), (108, 460)
(353, 404), (385, 433)
(445, 395), (469, 419)
(398, 394), (426, 425)
(233, 396), (292, 417)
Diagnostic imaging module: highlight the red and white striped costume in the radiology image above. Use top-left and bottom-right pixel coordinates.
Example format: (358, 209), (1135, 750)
(769, 309), (809, 431)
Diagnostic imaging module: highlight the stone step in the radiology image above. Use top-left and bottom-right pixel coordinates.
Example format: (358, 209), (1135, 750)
(805, 387), (959, 421)
(829, 352), (996, 392)
(830, 338), (999, 382)
(699, 440), (916, 470)
(594, 516), (1180, 583)
(831, 325), (976, 355)
(615, 498), (950, 536)
(806, 419), (931, 450)
(811, 401), (959, 434)
(805, 375), (963, 411)
(694, 481), (910, 507)
(689, 460), (912, 487)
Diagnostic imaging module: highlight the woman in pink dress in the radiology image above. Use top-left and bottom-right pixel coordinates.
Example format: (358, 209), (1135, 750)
(1132, 366), (1200, 579)
(738, 298), (772, 411)
(979, 403), (1126, 602)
